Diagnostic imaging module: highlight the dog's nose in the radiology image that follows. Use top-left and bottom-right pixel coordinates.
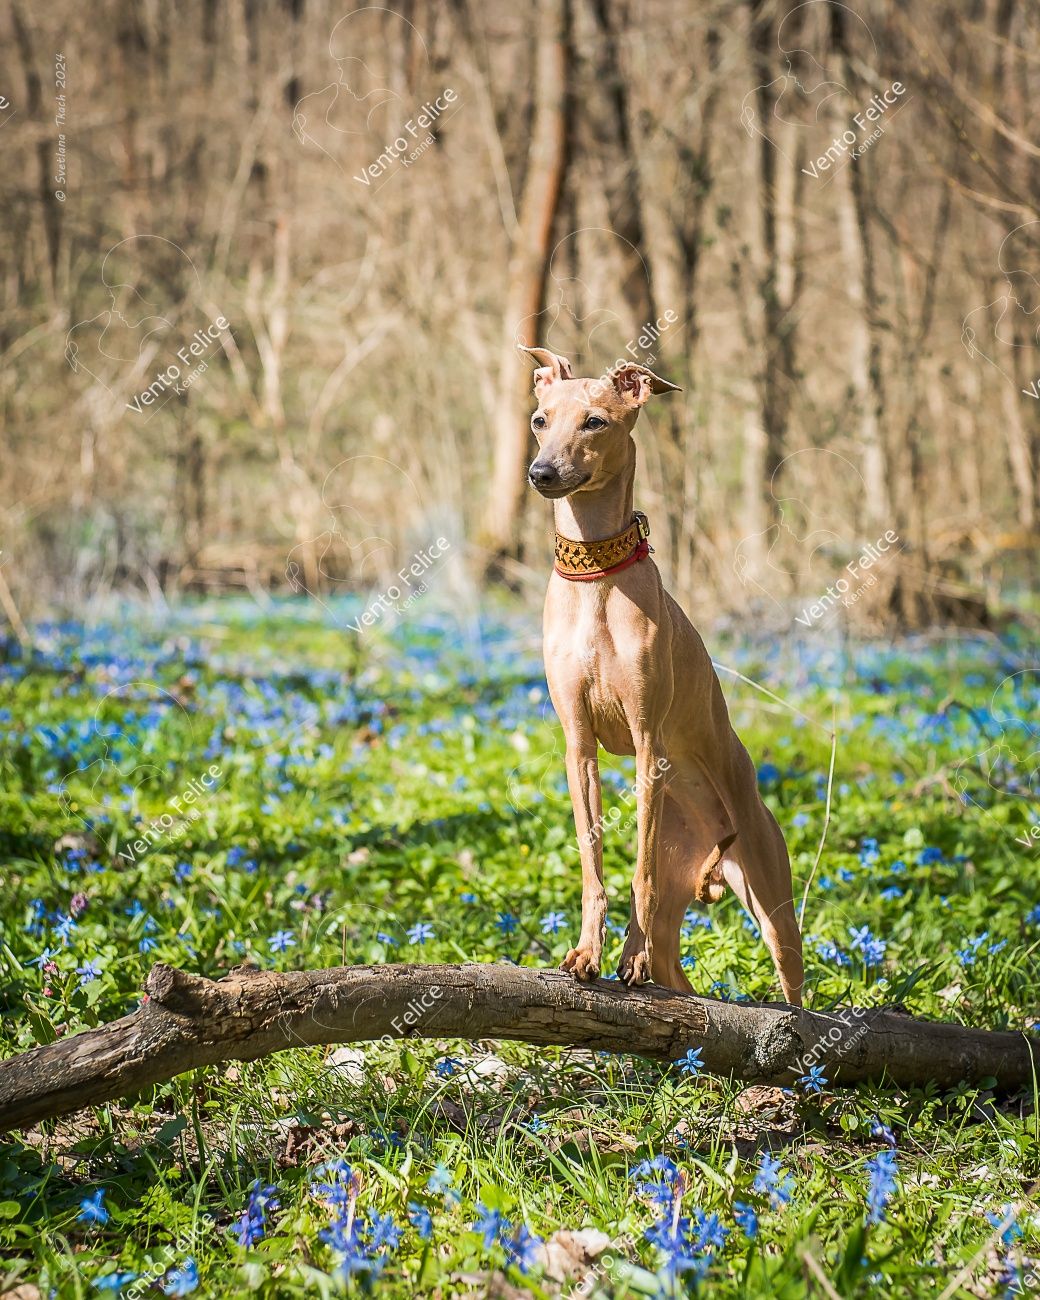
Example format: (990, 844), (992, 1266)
(528, 460), (559, 489)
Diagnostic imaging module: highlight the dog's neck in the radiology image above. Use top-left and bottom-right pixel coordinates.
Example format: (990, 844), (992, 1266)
(552, 453), (636, 543)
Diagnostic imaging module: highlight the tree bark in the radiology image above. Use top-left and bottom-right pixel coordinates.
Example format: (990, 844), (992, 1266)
(581, 0), (656, 334)
(738, 0), (805, 577)
(11, 0), (62, 296)
(482, 0), (571, 566)
(831, 4), (890, 525)
(1, 961), (1035, 1134)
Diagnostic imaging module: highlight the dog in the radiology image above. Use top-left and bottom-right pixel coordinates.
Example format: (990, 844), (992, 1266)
(523, 345), (804, 1006)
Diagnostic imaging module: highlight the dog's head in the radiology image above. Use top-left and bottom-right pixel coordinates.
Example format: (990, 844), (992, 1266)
(521, 346), (680, 499)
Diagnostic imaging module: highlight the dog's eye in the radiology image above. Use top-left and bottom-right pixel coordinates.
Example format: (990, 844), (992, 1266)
(584, 416), (607, 431)
(532, 415), (547, 429)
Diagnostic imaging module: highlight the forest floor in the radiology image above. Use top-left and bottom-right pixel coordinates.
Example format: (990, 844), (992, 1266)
(1, 598), (1039, 1298)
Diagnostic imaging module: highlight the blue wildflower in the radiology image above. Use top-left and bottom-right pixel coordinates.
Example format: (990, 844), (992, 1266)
(54, 912), (77, 944)
(540, 911), (567, 934)
(367, 1213), (401, 1252)
(631, 1155), (680, 1209)
(408, 1203), (432, 1239)
(94, 1272), (138, 1292)
(162, 1259), (199, 1296)
(677, 1047), (704, 1077)
(473, 1203), (512, 1249)
(848, 925), (887, 967)
(268, 929), (295, 953)
(78, 1188), (109, 1224)
(496, 912), (520, 935)
(753, 1153), (794, 1207)
(870, 1118), (897, 1147)
(733, 1201), (758, 1239)
(956, 932), (991, 966)
(815, 939), (851, 967)
(691, 1209), (728, 1253)
(796, 1065), (828, 1094)
(684, 913), (712, 931)
(986, 1204), (1024, 1245)
(232, 1179), (279, 1247)
(865, 1151), (898, 1225)
(407, 921), (434, 945)
(313, 1162), (399, 1282)
(504, 1224), (542, 1273)
(646, 1210), (702, 1278)
(1000, 1256), (1025, 1297)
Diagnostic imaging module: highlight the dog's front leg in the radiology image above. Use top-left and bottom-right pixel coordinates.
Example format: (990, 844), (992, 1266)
(618, 732), (667, 985)
(560, 734), (606, 982)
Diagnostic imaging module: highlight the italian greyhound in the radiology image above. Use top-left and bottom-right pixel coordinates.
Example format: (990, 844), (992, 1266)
(524, 346), (804, 1006)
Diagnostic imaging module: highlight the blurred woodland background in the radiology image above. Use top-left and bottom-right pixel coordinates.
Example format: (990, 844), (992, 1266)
(1, 0), (1038, 630)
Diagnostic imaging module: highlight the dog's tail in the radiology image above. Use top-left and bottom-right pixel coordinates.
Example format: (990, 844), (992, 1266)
(692, 831), (738, 904)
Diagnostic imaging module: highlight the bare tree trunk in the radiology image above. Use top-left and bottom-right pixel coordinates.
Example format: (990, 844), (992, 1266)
(666, 25), (721, 589)
(2, 961), (1036, 1134)
(581, 0), (656, 333)
(1001, 372), (1037, 531)
(831, 6), (889, 525)
(11, 1), (62, 296)
(482, 0), (571, 565)
(738, 1), (804, 579)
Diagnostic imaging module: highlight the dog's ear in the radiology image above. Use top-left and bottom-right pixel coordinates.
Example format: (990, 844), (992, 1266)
(609, 363), (682, 408)
(519, 345), (574, 398)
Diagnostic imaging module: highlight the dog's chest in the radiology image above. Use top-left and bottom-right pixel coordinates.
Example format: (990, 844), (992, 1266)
(543, 586), (657, 755)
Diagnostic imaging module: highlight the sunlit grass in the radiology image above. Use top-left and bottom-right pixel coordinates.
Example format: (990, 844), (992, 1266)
(1, 601), (1039, 1296)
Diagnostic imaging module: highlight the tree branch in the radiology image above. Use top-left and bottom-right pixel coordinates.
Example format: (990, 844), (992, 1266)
(1, 962), (1035, 1133)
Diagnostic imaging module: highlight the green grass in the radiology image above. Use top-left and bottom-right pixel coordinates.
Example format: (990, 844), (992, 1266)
(1, 599), (1039, 1297)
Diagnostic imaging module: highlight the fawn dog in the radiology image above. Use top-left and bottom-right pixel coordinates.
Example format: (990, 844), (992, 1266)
(524, 346), (804, 1005)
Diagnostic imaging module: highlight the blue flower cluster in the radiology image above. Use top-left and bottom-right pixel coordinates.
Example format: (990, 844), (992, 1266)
(232, 1179), (280, 1247)
(628, 1153), (788, 1284)
(471, 1204), (542, 1273)
(865, 1151), (898, 1225)
(312, 1160), (401, 1284)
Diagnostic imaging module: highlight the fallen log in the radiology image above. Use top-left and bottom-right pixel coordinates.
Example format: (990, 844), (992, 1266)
(0, 962), (1036, 1133)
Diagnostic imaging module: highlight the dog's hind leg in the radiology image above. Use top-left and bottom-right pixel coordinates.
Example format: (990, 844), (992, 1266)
(645, 793), (720, 993)
(649, 850), (693, 992)
(721, 810), (804, 1006)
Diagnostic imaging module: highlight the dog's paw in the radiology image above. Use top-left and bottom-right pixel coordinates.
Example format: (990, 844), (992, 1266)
(617, 946), (653, 986)
(561, 947), (601, 982)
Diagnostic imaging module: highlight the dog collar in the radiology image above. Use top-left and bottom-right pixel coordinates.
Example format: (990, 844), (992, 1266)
(554, 512), (653, 581)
